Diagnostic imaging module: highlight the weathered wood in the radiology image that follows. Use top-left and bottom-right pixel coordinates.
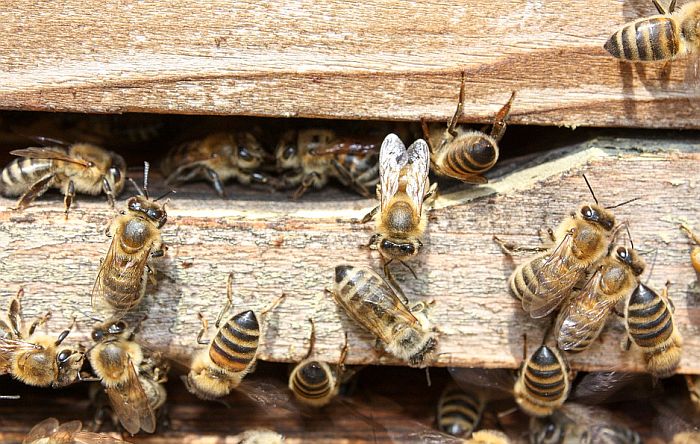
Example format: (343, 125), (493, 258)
(0, 133), (699, 375)
(0, 1), (699, 128)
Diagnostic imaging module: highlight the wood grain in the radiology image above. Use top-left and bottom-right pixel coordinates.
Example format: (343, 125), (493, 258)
(0, 1), (699, 128)
(0, 134), (699, 375)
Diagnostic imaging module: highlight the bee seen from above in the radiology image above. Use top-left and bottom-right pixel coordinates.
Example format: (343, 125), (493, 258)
(0, 139), (126, 214)
(513, 345), (571, 417)
(92, 162), (169, 319)
(0, 288), (83, 388)
(330, 264), (438, 368)
(161, 132), (272, 198)
(185, 273), (285, 400)
(288, 318), (349, 407)
(555, 243), (645, 353)
(275, 128), (380, 199)
(422, 71), (515, 184)
(22, 417), (130, 444)
(624, 282), (683, 378)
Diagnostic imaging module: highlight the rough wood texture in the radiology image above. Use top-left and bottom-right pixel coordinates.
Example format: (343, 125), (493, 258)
(0, 134), (699, 375)
(1, 1), (699, 128)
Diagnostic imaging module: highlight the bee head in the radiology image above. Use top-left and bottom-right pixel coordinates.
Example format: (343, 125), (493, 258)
(107, 153), (127, 195)
(530, 416), (566, 444)
(615, 246), (646, 276)
(275, 130), (301, 170)
(579, 204), (615, 231)
(233, 132), (266, 169)
(53, 349), (84, 387)
(91, 320), (127, 342)
(378, 238), (421, 261)
(127, 196), (168, 228)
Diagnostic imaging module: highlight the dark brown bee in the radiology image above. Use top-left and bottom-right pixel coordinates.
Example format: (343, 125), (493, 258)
(0, 141), (126, 214)
(23, 417), (130, 444)
(514, 345), (570, 417)
(604, 0), (700, 64)
(288, 319), (348, 407)
(92, 162), (169, 318)
(330, 265), (437, 367)
(0, 288), (83, 388)
(186, 273), (285, 400)
(624, 282), (682, 378)
(436, 382), (485, 437)
(422, 72), (514, 184)
(161, 132), (272, 197)
(555, 245), (645, 352)
(275, 129), (380, 198)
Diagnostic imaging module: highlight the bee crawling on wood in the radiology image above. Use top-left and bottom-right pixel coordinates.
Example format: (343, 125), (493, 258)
(92, 162), (170, 319)
(0, 138), (126, 214)
(161, 132), (273, 197)
(23, 417), (131, 444)
(0, 288), (84, 388)
(422, 71), (515, 184)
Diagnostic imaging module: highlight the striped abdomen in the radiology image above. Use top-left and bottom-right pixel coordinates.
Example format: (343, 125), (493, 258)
(604, 16), (681, 61)
(435, 132), (498, 179)
(289, 360), (334, 406)
(0, 157), (54, 196)
(514, 346), (569, 417)
(210, 310), (260, 373)
(436, 383), (484, 437)
(334, 151), (379, 191)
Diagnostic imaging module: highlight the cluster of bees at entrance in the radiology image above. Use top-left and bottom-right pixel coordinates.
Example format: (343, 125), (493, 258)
(1, 1), (700, 442)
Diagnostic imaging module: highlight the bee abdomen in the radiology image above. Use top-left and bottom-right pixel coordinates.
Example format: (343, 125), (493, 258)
(437, 385), (484, 437)
(604, 17), (680, 61)
(440, 136), (497, 177)
(520, 346), (568, 402)
(290, 361), (332, 400)
(210, 310), (260, 373)
(0, 158), (53, 196)
(510, 257), (543, 303)
(627, 286), (673, 347)
(100, 268), (147, 311)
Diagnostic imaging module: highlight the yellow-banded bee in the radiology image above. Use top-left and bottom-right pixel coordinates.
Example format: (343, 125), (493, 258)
(604, 0), (700, 69)
(422, 72), (514, 184)
(361, 133), (435, 287)
(186, 273), (285, 400)
(288, 318), (348, 407)
(23, 417), (129, 444)
(92, 162), (169, 318)
(506, 176), (621, 318)
(87, 320), (157, 435)
(0, 141), (126, 214)
(624, 282), (682, 378)
(555, 244), (645, 352)
(514, 345), (571, 417)
(275, 129), (380, 199)
(0, 288), (83, 388)
(436, 382), (486, 437)
(161, 132), (272, 198)
(330, 265), (437, 368)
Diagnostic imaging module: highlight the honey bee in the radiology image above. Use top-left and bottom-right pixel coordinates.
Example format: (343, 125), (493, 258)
(624, 282), (682, 378)
(329, 265), (438, 367)
(0, 288), (83, 388)
(288, 318), (348, 407)
(506, 176), (621, 318)
(161, 132), (272, 198)
(275, 129), (380, 198)
(0, 141), (126, 214)
(23, 417), (130, 444)
(92, 162), (168, 318)
(680, 223), (700, 273)
(436, 382), (486, 437)
(422, 72), (514, 184)
(185, 273), (285, 400)
(514, 345), (571, 417)
(361, 133), (435, 287)
(555, 244), (645, 352)
(604, 0), (700, 70)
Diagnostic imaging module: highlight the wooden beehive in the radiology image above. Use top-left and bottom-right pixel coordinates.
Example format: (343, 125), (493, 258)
(0, 0), (699, 442)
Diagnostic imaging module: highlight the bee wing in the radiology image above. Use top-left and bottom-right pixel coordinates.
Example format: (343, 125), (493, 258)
(555, 270), (614, 351)
(379, 134), (407, 211)
(10, 147), (92, 168)
(104, 360), (156, 435)
(448, 367), (515, 401)
(570, 371), (656, 405)
(73, 431), (132, 443)
(404, 139), (430, 214)
(22, 417), (61, 443)
(0, 337), (43, 374)
(358, 288), (420, 344)
(310, 137), (379, 156)
(524, 232), (586, 318)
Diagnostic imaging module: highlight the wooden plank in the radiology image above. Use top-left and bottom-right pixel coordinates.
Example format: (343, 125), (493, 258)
(0, 133), (699, 375)
(0, 1), (698, 128)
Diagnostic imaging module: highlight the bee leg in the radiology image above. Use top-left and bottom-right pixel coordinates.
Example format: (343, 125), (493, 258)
(420, 118), (435, 154)
(293, 173), (320, 199)
(101, 177), (115, 208)
(260, 293), (286, 317)
(27, 311), (52, 336)
(490, 91), (517, 142)
(330, 159), (373, 198)
(383, 262), (409, 305)
(446, 70), (467, 138)
(423, 182), (439, 206)
(492, 235), (548, 255)
(652, 0), (672, 14)
(337, 332), (349, 372)
(146, 265), (158, 286)
(303, 318), (316, 360)
(215, 273), (235, 328)
(620, 336), (632, 352)
(360, 206), (379, 224)
(11, 174), (54, 211)
(151, 249), (165, 258)
(8, 289), (24, 337)
(680, 223), (700, 244)
(63, 180), (75, 217)
(204, 167), (227, 199)
(196, 313), (211, 345)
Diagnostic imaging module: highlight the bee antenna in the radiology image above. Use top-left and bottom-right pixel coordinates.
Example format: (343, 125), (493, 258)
(605, 197), (640, 210)
(425, 367), (432, 387)
(582, 174), (598, 205)
(128, 178), (145, 197)
(154, 189), (176, 202)
(55, 329), (71, 346)
(143, 161), (150, 199)
(645, 248), (659, 284)
(70, 303), (103, 323)
(626, 225), (634, 250)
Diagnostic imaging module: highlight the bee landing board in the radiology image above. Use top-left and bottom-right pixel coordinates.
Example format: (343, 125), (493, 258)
(0, 1), (699, 129)
(1, 134), (699, 374)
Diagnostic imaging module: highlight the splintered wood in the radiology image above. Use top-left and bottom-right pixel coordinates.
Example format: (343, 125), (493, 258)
(0, 0), (698, 128)
(0, 135), (698, 374)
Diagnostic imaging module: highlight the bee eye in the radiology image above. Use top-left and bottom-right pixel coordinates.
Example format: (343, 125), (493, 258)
(109, 167), (121, 183)
(617, 246), (628, 259)
(581, 206), (593, 219)
(283, 146), (296, 159)
(401, 244), (415, 254)
(57, 350), (72, 363)
(238, 146), (252, 160)
(544, 423), (556, 438)
(91, 331), (103, 341)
